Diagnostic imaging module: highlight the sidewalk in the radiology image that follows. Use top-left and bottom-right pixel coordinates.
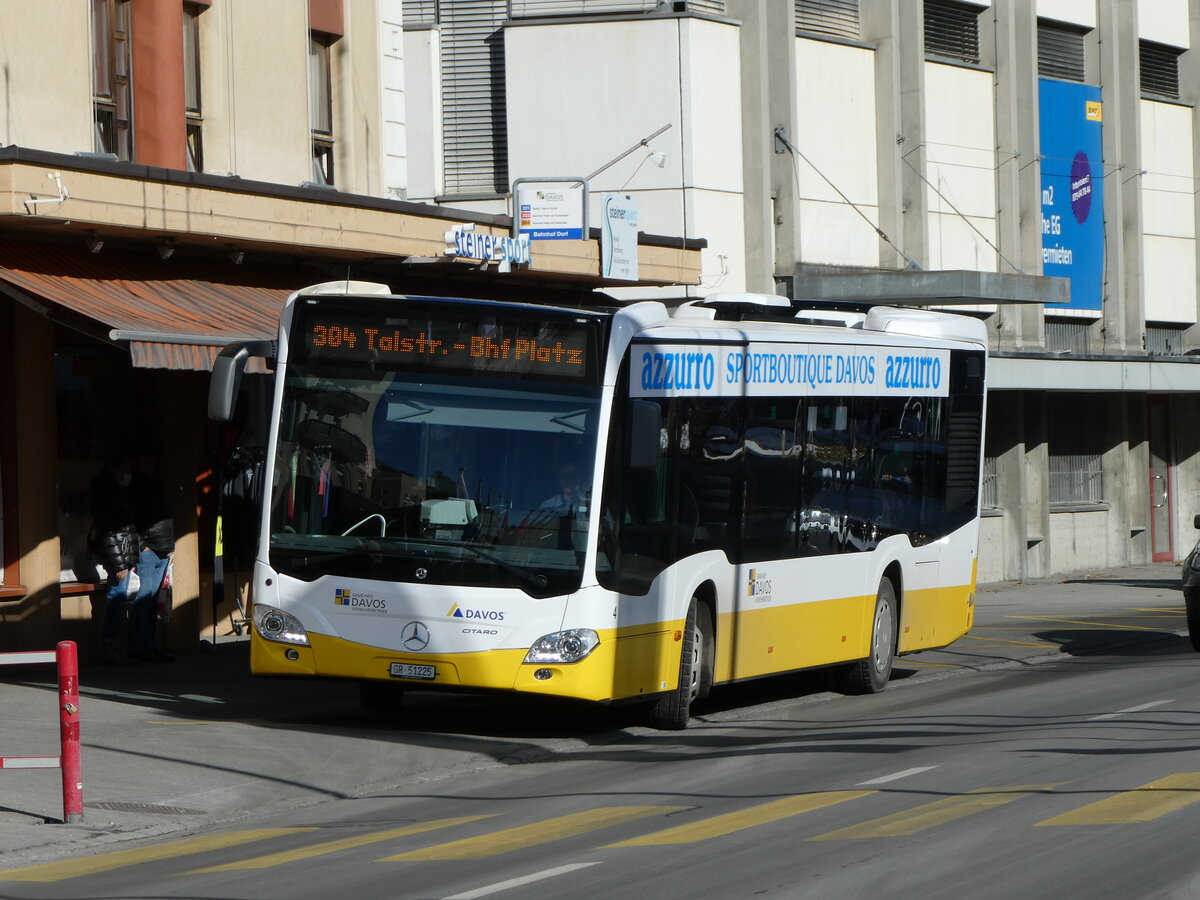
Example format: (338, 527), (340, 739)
(0, 562), (1190, 868)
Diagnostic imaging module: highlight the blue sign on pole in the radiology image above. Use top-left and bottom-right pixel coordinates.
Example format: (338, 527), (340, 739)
(1039, 79), (1104, 311)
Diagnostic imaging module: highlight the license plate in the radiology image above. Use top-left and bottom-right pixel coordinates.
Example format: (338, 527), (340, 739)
(390, 663), (436, 681)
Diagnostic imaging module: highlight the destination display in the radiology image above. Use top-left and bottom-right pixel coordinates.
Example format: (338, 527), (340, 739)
(631, 342), (951, 398)
(293, 302), (598, 382)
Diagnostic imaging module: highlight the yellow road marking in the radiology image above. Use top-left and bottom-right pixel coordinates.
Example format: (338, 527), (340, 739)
(380, 806), (686, 860)
(899, 661), (960, 668)
(809, 785), (1060, 840)
(187, 816), (494, 872)
(603, 792), (875, 847)
(957, 636), (1055, 649)
(0, 828), (317, 882)
(1036, 774), (1200, 826)
(1003, 616), (1159, 631)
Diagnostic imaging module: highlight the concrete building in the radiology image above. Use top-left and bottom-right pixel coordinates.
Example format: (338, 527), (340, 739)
(399, 0), (1200, 582)
(0, 0), (701, 653)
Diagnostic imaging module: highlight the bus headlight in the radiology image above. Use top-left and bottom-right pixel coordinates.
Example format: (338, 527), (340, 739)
(523, 629), (599, 664)
(253, 604), (310, 646)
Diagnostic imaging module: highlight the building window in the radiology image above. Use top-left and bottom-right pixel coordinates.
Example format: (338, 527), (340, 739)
(1047, 394), (1105, 505)
(980, 454), (999, 510)
(183, 3), (203, 172)
(924, 0), (981, 65)
(795, 0), (859, 40)
(1145, 324), (1188, 356)
(1037, 20), (1086, 82)
(91, 0), (133, 160)
(507, 1), (724, 15)
(1045, 318), (1092, 354)
(440, 0), (509, 195)
(1140, 40), (1182, 100)
(309, 34), (335, 185)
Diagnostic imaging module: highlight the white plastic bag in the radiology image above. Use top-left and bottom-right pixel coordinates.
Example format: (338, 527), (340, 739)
(125, 568), (141, 596)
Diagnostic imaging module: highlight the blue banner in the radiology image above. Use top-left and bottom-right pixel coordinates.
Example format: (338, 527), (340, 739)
(1039, 79), (1104, 311)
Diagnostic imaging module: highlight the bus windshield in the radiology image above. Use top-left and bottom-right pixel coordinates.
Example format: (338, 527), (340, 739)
(269, 301), (605, 596)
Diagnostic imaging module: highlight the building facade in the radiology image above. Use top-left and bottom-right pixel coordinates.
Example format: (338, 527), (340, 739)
(0, 0), (701, 652)
(399, 0), (1200, 583)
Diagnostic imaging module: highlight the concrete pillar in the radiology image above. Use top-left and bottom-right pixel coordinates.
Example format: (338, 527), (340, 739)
(1021, 393), (1050, 578)
(0, 305), (61, 651)
(989, 392), (1029, 580)
(1103, 392), (1133, 566)
(727, 0), (778, 293)
(1095, 0), (1146, 354)
(862, 1), (929, 270)
(1124, 392), (1152, 564)
(1185, 3), (1200, 351)
(987, 0), (1045, 351)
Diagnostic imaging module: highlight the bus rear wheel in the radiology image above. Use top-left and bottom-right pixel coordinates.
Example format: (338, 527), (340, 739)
(835, 577), (897, 695)
(648, 597), (713, 730)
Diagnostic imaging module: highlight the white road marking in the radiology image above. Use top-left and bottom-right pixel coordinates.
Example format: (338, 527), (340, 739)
(444, 862), (601, 899)
(1088, 700), (1173, 721)
(857, 766), (938, 785)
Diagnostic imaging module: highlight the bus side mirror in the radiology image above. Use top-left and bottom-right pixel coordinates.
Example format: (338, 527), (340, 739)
(208, 340), (276, 422)
(627, 400), (662, 470)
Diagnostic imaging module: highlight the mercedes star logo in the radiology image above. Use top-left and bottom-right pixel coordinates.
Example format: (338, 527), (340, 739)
(401, 621), (430, 651)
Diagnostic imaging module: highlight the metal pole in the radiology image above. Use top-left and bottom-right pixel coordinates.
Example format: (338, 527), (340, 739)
(56, 641), (83, 824)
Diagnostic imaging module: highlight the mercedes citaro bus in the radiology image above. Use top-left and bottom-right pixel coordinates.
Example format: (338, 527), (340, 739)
(209, 282), (987, 729)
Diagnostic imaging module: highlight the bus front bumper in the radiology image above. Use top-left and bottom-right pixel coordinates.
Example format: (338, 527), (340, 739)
(249, 625), (683, 704)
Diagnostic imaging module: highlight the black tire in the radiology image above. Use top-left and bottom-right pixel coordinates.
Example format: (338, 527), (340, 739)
(359, 680), (406, 712)
(835, 577), (897, 695)
(648, 598), (712, 730)
(1186, 591), (1200, 652)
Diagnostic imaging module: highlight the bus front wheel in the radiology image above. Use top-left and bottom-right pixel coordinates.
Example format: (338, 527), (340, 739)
(835, 577), (897, 695)
(648, 597), (713, 730)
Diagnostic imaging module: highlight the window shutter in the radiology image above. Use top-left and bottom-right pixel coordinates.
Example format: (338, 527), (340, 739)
(508, 1), (723, 16)
(1037, 21), (1086, 82)
(401, 0), (438, 26)
(924, 0), (981, 65)
(795, 0), (859, 41)
(441, 0), (509, 195)
(1140, 40), (1182, 99)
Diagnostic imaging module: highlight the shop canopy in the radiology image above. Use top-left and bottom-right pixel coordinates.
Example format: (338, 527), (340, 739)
(0, 240), (312, 371)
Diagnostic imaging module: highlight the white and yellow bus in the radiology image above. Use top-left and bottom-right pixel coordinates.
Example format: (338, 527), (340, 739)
(209, 283), (987, 729)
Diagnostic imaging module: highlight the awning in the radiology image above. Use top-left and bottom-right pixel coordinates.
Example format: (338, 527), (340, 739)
(0, 240), (316, 370)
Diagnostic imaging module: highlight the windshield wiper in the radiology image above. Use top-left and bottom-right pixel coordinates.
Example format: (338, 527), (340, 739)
(396, 536), (548, 590)
(284, 546), (379, 570)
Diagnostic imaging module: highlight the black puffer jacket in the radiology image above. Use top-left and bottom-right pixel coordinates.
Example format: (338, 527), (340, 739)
(131, 471), (175, 558)
(89, 469), (140, 574)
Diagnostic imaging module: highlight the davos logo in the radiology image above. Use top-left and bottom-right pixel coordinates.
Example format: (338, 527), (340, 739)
(746, 568), (773, 600)
(334, 588), (388, 612)
(446, 603), (506, 622)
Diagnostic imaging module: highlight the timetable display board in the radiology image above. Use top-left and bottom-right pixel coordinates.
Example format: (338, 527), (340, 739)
(291, 298), (601, 383)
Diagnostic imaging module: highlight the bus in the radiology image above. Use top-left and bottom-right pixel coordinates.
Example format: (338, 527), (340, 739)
(209, 282), (987, 729)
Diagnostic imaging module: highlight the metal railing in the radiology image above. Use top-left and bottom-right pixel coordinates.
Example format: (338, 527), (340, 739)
(1049, 453), (1104, 504)
(0, 642), (83, 823)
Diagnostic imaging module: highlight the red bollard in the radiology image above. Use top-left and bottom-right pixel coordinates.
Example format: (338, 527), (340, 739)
(56, 641), (83, 824)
